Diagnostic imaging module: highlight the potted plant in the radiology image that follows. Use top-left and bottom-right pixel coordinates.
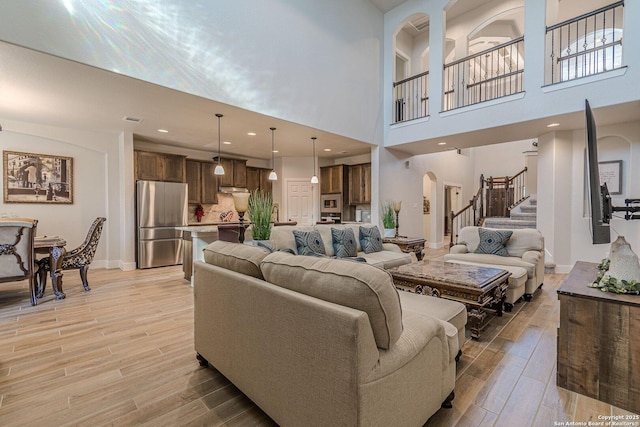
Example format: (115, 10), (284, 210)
(382, 200), (396, 237)
(248, 189), (274, 241)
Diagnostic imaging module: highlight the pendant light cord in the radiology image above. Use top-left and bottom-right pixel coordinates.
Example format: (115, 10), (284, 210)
(216, 113), (223, 165)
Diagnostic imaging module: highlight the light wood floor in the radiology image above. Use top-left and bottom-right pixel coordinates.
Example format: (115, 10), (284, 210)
(0, 254), (635, 426)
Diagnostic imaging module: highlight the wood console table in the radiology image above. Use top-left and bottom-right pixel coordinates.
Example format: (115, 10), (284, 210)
(557, 261), (640, 414)
(383, 237), (426, 261)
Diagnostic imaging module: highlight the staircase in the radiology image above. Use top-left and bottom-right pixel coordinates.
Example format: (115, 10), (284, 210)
(483, 196), (537, 229)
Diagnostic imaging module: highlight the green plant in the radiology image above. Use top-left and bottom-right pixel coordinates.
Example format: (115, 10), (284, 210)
(248, 189), (273, 240)
(381, 201), (395, 229)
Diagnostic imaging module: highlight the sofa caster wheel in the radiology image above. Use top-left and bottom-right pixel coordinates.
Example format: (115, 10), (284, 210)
(441, 391), (455, 409)
(196, 353), (209, 367)
(504, 303), (513, 312)
(455, 350), (462, 362)
(523, 294), (532, 302)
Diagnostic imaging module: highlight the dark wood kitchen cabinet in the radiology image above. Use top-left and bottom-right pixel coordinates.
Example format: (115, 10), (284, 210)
(320, 165), (347, 194)
(349, 163), (371, 204)
(186, 159), (218, 204)
(134, 150), (186, 182)
(247, 167), (273, 195)
(217, 158), (247, 188)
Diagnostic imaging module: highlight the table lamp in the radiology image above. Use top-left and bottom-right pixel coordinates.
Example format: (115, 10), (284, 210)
(232, 192), (250, 243)
(393, 200), (402, 238)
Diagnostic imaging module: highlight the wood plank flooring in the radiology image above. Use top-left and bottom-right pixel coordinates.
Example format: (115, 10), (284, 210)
(0, 254), (636, 426)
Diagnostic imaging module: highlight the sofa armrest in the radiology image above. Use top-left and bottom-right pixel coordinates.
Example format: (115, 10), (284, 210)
(522, 250), (542, 265)
(449, 244), (468, 254)
(382, 243), (402, 253)
(366, 311), (449, 382)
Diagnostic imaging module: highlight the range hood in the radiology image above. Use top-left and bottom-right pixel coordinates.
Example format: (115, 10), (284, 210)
(219, 186), (249, 194)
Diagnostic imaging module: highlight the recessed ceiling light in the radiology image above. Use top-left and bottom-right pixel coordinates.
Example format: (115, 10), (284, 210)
(157, 129), (169, 133)
(323, 148), (331, 152)
(272, 150), (279, 153)
(223, 141), (232, 145)
(339, 151), (349, 154)
(547, 123), (560, 128)
(247, 132), (256, 136)
(438, 142), (447, 146)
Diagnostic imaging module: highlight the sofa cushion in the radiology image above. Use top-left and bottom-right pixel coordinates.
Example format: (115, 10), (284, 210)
(505, 229), (544, 257)
(293, 230), (326, 256)
(260, 251), (403, 349)
(203, 240), (271, 280)
(332, 227), (358, 258)
(359, 250), (412, 269)
(270, 225), (314, 253)
(474, 228), (512, 256)
(360, 225), (383, 254)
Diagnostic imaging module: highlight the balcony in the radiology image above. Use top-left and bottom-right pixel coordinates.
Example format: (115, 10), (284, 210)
(389, 2), (628, 127)
(392, 71), (429, 123)
(545, 1), (624, 85)
(442, 37), (525, 112)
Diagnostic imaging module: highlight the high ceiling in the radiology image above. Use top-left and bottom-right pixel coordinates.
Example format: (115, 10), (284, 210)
(0, 42), (372, 161)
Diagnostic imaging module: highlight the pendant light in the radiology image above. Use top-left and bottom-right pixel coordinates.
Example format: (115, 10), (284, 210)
(268, 127), (278, 181)
(213, 113), (225, 175)
(310, 137), (318, 184)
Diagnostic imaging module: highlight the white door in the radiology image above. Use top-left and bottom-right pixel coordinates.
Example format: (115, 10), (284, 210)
(287, 181), (314, 225)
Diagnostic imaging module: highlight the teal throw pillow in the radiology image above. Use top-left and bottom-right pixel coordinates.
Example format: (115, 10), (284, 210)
(359, 225), (383, 254)
(293, 230), (326, 256)
(474, 228), (512, 256)
(331, 227), (358, 258)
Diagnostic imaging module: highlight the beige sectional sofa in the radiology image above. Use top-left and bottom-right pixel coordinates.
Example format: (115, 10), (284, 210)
(444, 226), (545, 301)
(194, 241), (467, 426)
(269, 223), (412, 269)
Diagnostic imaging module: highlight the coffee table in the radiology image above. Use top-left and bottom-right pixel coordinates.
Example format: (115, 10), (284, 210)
(389, 260), (510, 340)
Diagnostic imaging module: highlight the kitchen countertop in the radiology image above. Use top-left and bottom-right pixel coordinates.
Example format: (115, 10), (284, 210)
(177, 225), (220, 233)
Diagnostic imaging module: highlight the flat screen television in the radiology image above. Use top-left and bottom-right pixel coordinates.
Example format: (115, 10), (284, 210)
(585, 99), (611, 244)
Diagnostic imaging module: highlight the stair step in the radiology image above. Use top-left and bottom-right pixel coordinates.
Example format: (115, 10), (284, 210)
(545, 262), (556, 274)
(520, 205), (537, 213)
(529, 197), (537, 206)
(482, 218), (537, 229)
(510, 212), (536, 220)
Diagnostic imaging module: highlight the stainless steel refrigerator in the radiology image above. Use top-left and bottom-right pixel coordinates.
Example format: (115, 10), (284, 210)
(136, 180), (188, 269)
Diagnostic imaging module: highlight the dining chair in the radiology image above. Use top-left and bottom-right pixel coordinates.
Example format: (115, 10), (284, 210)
(38, 217), (106, 292)
(0, 218), (38, 305)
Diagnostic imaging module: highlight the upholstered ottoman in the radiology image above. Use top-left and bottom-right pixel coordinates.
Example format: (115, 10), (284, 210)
(445, 259), (527, 311)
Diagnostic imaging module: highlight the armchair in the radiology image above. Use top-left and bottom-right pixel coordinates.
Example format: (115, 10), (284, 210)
(38, 217), (106, 293)
(0, 218), (38, 305)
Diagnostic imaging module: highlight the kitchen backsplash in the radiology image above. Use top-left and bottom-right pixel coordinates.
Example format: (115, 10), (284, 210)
(188, 193), (279, 224)
(188, 193), (239, 224)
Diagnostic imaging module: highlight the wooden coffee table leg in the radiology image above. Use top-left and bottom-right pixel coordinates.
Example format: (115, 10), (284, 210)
(49, 245), (66, 300)
(468, 308), (487, 341)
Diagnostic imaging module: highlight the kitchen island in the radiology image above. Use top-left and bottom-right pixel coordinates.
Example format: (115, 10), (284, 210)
(177, 225), (219, 284)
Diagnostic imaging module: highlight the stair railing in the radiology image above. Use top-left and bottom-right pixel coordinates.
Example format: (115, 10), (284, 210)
(449, 167), (528, 247)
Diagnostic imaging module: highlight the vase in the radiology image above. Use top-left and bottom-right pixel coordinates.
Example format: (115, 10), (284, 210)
(384, 228), (395, 238)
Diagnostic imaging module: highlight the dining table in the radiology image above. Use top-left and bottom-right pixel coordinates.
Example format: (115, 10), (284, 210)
(34, 235), (67, 300)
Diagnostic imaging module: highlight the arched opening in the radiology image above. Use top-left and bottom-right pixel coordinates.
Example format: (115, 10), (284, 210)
(393, 13), (430, 123)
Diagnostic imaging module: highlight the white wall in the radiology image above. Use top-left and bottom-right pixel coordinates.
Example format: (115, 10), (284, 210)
(0, 0), (384, 145)
(379, 147), (474, 247)
(472, 139), (533, 180)
(0, 119), (134, 270)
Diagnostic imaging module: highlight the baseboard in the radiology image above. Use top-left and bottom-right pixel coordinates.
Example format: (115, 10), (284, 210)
(554, 264), (573, 274)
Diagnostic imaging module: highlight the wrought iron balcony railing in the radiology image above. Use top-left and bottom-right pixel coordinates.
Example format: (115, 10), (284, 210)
(392, 71), (429, 124)
(546, 1), (624, 85)
(443, 37), (524, 112)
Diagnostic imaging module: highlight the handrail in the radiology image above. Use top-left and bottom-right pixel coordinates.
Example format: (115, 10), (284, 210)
(546, 1), (624, 32)
(449, 167), (528, 247)
(393, 70), (429, 87)
(443, 36), (524, 68)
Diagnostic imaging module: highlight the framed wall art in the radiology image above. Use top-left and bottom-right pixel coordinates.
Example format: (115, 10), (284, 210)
(599, 160), (622, 195)
(3, 150), (73, 204)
